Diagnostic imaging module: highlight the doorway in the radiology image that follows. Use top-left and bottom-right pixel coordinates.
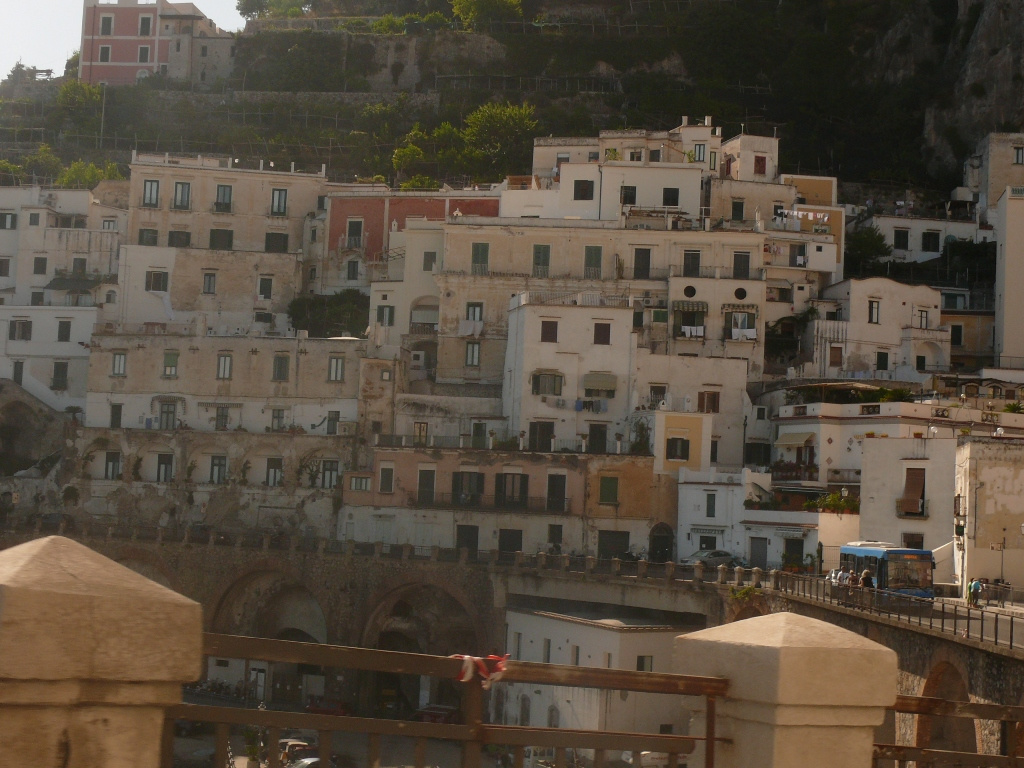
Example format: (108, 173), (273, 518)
(749, 537), (768, 569)
(648, 523), (674, 562)
(456, 524), (479, 558)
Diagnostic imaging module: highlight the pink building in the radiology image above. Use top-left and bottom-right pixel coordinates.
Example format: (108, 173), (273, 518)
(80, 0), (234, 87)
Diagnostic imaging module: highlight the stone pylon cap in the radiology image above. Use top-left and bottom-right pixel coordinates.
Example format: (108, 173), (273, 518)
(0, 536), (202, 682)
(675, 612), (897, 708)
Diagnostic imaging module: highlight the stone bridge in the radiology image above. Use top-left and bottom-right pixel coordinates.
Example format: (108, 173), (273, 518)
(4, 527), (1023, 754)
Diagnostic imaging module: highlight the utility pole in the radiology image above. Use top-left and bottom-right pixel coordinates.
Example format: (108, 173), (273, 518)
(98, 83), (107, 149)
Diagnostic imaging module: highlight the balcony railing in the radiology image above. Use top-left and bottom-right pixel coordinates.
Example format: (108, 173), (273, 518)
(771, 465), (819, 482)
(407, 491), (571, 513)
(344, 235), (363, 249)
(895, 498), (929, 518)
(825, 468), (862, 484)
(213, 201), (232, 213)
(376, 433), (641, 455)
(408, 322), (438, 336)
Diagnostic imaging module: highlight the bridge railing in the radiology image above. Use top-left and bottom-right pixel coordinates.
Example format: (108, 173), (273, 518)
(165, 633), (728, 768)
(777, 572), (1024, 651)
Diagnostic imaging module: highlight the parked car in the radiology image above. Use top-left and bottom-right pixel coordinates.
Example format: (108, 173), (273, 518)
(679, 549), (744, 569)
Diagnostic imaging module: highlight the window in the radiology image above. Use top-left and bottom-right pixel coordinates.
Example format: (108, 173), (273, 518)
(139, 15), (152, 35)
(56, 320), (71, 342)
(201, 45), (208, 57)
(754, 155), (767, 175)
(99, 45), (111, 62)
(588, 151), (600, 162)
(328, 356), (345, 381)
(1016, 147), (1024, 165)
(662, 187), (679, 207)
(710, 440), (719, 463)
(706, 493), (716, 518)
(30, 292), (43, 307)
(172, 182), (191, 210)
(868, 299), (880, 324)
(666, 438), (690, 460)
(143, 180), (159, 207)
(216, 353), (232, 380)
(829, 345), (843, 367)
(649, 149), (661, 162)
(379, 466), (394, 493)
(629, 149), (643, 161)
(540, 320), (558, 343)
(258, 277), (273, 300)
(270, 409), (286, 431)
(162, 351), (178, 377)
(731, 200), (744, 221)
(876, 351), (889, 371)
(159, 401), (177, 430)
(340, 259), (358, 281)
(423, 251), (437, 271)
(265, 233), (289, 253)
(691, 142), (706, 162)
(272, 355), (289, 381)
(215, 184), (232, 212)
(139, 228), (158, 246)
(532, 244), (550, 278)
(599, 476), (618, 504)
(210, 455), (227, 484)
(465, 341), (480, 367)
(543, 639), (551, 664)
(100, 15), (113, 34)
(620, 186), (637, 205)
(7, 319), (30, 342)
(32, 257), (47, 276)
(266, 458), (284, 487)
(466, 302), (483, 321)
(0, 259), (8, 277)
(452, 472), (485, 505)
(531, 373), (562, 395)
(634, 248), (651, 279)
(698, 391), (720, 413)
(376, 305), (395, 326)
(109, 403), (122, 429)
(138, 46), (150, 63)
(893, 229), (910, 250)
(916, 355), (927, 371)
(270, 188), (288, 216)
(209, 229), (233, 250)
(636, 656), (653, 672)
(317, 409), (336, 436)
(145, 271), (169, 292)
(215, 406), (229, 430)
(584, 245), (602, 279)
(683, 250), (700, 277)
(351, 476), (370, 491)
(346, 219), (363, 248)
(917, 309), (929, 329)
(51, 361), (68, 391)
(111, 352), (126, 376)
(921, 231), (941, 253)
(200, 273), (217, 295)
(167, 230), (191, 247)
(321, 460), (339, 489)
(573, 180), (595, 200)
(471, 242), (489, 276)
(594, 323), (611, 345)
(104, 451), (121, 480)
(951, 324), (963, 346)
(709, 151), (717, 171)
(571, 645), (580, 666)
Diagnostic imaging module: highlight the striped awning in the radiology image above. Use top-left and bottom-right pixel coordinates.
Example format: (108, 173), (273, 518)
(582, 372), (617, 390)
(673, 301), (708, 312)
(722, 303), (758, 314)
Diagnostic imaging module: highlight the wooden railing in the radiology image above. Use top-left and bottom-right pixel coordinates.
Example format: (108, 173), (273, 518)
(163, 633), (729, 768)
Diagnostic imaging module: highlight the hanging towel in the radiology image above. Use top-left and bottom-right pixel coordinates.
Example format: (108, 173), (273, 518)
(575, 399), (584, 412)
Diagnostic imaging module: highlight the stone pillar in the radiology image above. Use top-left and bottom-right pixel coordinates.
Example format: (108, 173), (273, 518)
(0, 536), (202, 768)
(693, 562), (704, 583)
(674, 613), (896, 768)
(717, 563), (728, 584)
(733, 565), (744, 586)
(751, 567), (763, 588)
(637, 560), (648, 579)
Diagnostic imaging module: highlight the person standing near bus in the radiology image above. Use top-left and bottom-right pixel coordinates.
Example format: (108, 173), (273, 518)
(860, 570), (874, 589)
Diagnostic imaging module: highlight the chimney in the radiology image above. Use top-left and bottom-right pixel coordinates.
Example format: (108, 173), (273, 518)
(705, 116), (712, 126)
(681, 116), (688, 126)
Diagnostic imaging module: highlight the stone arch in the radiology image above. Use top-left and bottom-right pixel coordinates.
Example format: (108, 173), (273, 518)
(111, 546), (177, 591)
(916, 660), (977, 753)
(648, 523), (674, 562)
(360, 580), (486, 717)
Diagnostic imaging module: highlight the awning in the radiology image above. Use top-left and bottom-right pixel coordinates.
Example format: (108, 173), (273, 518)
(767, 278), (793, 288)
(775, 431), (815, 446)
(722, 303), (758, 315)
(740, 520), (818, 530)
(899, 468), (926, 514)
(582, 372), (617, 390)
(45, 276), (101, 291)
(672, 300), (708, 312)
(690, 526), (726, 534)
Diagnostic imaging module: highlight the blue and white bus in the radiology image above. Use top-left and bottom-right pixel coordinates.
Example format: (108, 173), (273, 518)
(839, 541), (934, 598)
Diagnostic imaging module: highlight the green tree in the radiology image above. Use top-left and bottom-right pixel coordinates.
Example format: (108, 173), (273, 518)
(372, 14), (406, 33)
(22, 144), (63, 182)
(400, 174), (440, 190)
(0, 159), (24, 186)
(237, 0), (270, 17)
(64, 50), (81, 78)
(287, 290), (370, 338)
(450, 0), (521, 25)
(845, 225), (892, 276)
(392, 143), (426, 174)
(56, 160), (122, 189)
(462, 102), (538, 178)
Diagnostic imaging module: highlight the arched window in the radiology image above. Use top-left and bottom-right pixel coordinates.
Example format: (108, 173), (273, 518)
(105, 290), (117, 305)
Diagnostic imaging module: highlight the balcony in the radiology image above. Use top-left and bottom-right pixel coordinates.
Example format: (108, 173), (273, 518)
(407, 490), (571, 513)
(895, 498), (929, 518)
(213, 201), (232, 213)
(376, 433), (645, 456)
(826, 468), (862, 484)
(771, 464), (819, 483)
(674, 265), (766, 280)
(343, 235), (363, 250)
(408, 322), (438, 336)
(901, 324), (949, 343)
(50, 378), (68, 391)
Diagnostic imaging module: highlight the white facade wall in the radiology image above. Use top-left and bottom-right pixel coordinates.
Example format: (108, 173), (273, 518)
(995, 191), (1024, 365)
(867, 215), (979, 264)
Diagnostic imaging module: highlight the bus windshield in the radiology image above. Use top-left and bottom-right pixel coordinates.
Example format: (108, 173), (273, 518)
(887, 554), (932, 591)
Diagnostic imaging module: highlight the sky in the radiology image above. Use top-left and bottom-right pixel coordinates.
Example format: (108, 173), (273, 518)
(1, 0), (246, 81)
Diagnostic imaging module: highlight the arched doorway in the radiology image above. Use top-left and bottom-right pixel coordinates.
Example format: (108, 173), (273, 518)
(362, 583), (482, 717)
(917, 662), (976, 753)
(211, 572), (328, 708)
(649, 523), (674, 562)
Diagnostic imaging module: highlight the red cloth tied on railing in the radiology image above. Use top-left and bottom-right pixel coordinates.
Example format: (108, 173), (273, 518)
(450, 654), (509, 689)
